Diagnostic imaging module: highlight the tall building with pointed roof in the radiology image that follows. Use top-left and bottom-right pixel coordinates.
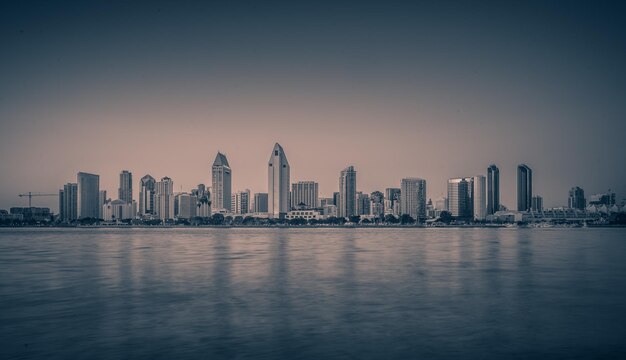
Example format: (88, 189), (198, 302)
(212, 152), (232, 212)
(268, 143), (290, 218)
(339, 166), (357, 218)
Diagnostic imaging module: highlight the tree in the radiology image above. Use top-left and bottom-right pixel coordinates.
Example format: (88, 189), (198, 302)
(400, 214), (415, 225)
(384, 214), (399, 224)
(211, 213), (225, 225)
(348, 215), (361, 224)
(288, 218), (307, 226)
(438, 211), (453, 224)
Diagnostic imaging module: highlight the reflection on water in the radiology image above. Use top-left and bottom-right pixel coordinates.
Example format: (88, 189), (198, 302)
(1, 228), (626, 359)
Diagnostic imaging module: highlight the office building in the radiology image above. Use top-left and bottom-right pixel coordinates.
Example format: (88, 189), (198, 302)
(231, 189), (251, 215)
(77, 172), (100, 219)
(384, 188), (401, 215)
(473, 175), (486, 221)
(356, 192), (370, 215)
(118, 170), (132, 204)
(155, 177), (174, 220)
(253, 193), (268, 213)
(268, 143), (290, 217)
(212, 152), (232, 212)
(102, 200), (135, 221)
(448, 178), (471, 218)
(339, 166), (357, 218)
(139, 175), (156, 216)
(532, 195), (543, 212)
(98, 190), (107, 219)
(568, 187), (586, 210)
(370, 191), (384, 217)
(517, 164), (532, 211)
(59, 183), (78, 221)
(400, 178), (427, 220)
(291, 181), (319, 209)
(175, 193), (198, 219)
(192, 184), (211, 218)
(487, 164), (500, 215)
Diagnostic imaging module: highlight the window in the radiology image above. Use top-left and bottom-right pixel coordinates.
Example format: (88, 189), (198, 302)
(275, 150), (278, 156)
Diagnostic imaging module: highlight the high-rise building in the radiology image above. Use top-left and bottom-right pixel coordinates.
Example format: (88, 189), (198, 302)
(400, 178), (427, 220)
(98, 190), (107, 219)
(487, 165), (500, 215)
(517, 164), (533, 211)
(370, 191), (385, 217)
(102, 200), (135, 221)
(253, 193), (268, 213)
(384, 188), (401, 216)
(356, 192), (371, 215)
(448, 178), (471, 218)
(118, 170), (133, 204)
(339, 166), (357, 218)
(155, 177), (174, 220)
(531, 195), (543, 212)
(59, 183), (78, 221)
(139, 175), (156, 216)
(291, 181), (319, 209)
(212, 152), (232, 212)
(568, 187), (586, 210)
(473, 175), (486, 220)
(231, 190), (251, 215)
(268, 143), (290, 217)
(175, 193), (198, 219)
(333, 192), (340, 207)
(435, 197), (448, 211)
(588, 192), (616, 206)
(77, 172), (100, 219)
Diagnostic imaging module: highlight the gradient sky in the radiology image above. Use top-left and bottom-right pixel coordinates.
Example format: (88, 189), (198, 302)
(1, 0), (625, 212)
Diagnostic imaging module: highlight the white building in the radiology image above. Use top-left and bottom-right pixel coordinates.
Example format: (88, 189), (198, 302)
(291, 181), (319, 209)
(155, 177), (174, 220)
(103, 199), (136, 221)
(268, 143), (290, 218)
(286, 209), (321, 220)
(231, 189), (251, 215)
(77, 172), (100, 219)
(139, 175), (156, 217)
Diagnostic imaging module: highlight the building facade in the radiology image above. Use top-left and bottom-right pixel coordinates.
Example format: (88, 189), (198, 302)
(139, 175), (156, 217)
(339, 166), (357, 218)
(400, 178), (427, 220)
(212, 152), (232, 212)
(568, 186), (586, 210)
(268, 143), (290, 218)
(77, 172), (100, 219)
(291, 181), (319, 209)
(487, 164), (500, 215)
(447, 178), (471, 219)
(517, 164), (532, 211)
(59, 183), (78, 222)
(253, 193), (268, 213)
(155, 177), (174, 220)
(118, 170), (133, 204)
(473, 175), (486, 220)
(384, 188), (401, 216)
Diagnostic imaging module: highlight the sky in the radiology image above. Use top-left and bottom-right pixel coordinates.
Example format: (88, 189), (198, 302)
(1, 0), (625, 212)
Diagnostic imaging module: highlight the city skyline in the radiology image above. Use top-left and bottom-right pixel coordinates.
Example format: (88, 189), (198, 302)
(1, 2), (625, 211)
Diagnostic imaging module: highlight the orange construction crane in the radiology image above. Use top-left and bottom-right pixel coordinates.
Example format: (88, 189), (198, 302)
(18, 192), (59, 207)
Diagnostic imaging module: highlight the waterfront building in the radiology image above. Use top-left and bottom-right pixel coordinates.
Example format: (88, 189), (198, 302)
(155, 177), (174, 220)
(588, 192), (616, 206)
(323, 204), (338, 217)
(9, 207), (51, 221)
(175, 193), (198, 219)
(384, 188), (401, 215)
(253, 193), (269, 213)
(435, 197), (448, 211)
(268, 143), (290, 218)
(320, 197), (334, 207)
(285, 209), (321, 220)
(118, 170), (132, 204)
(339, 166), (357, 218)
(517, 164), (532, 211)
(568, 187), (586, 210)
(532, 195), (543, 212)
(447, 178), (471, 219)
(192, 184), (211, 218)
(98, 190), (107, 219)
(231, 189), (251, 215)
(212, 152), (232, 212)
(487, 164), (500, 215)
(102, 200), (136, 221)
(356, 192), (370, 215)
(59, 183), (78, 221)
(400, 178), (427, 220)
(77, 172), (100, 219)
(333, 192), (340, 207)
(139, 175), (156, 216)
(473, 175), (486, 221)
(291, 181), (319, 209)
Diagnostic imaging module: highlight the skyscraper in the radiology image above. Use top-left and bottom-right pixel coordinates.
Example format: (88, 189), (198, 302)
(517, 164), (532, 211)
(77, 172), (100, 219)
(155, 177), (174, 220)
(118, 170), (133, 204)
(59, 183), (78, 221)
(400, 178), (427, 220)
(291, 181), (319, 209)
(212, 152), (232, 212)
(231, 189), (251, 215)
(268, 143), (290, 218)
(487, 164), (500, 214)
(339, 166), (357, 218)
(370, 191), (385, 217)
(253, 193), (269, 213)
(568, 187), (586, 210)
(473, 175), (486, 220)
(356, 192), (371, 215)
(98, 190), (107, 219)
(447, 178), (471, 218)
(384, 188), (401, 216)
(139, 175), (156, 216)
(531, 195), (543, 212)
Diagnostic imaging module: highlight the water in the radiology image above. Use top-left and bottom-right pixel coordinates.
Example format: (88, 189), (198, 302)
(1, 228), (626, 359)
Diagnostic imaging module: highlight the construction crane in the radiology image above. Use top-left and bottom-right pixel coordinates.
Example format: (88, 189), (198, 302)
(18, 192), (59, 208)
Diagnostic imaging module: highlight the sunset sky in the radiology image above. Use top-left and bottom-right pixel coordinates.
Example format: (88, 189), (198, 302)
(1, 1), (625, 211)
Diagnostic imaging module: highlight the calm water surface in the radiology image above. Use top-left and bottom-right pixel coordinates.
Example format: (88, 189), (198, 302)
(1, 228), (626, 359)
